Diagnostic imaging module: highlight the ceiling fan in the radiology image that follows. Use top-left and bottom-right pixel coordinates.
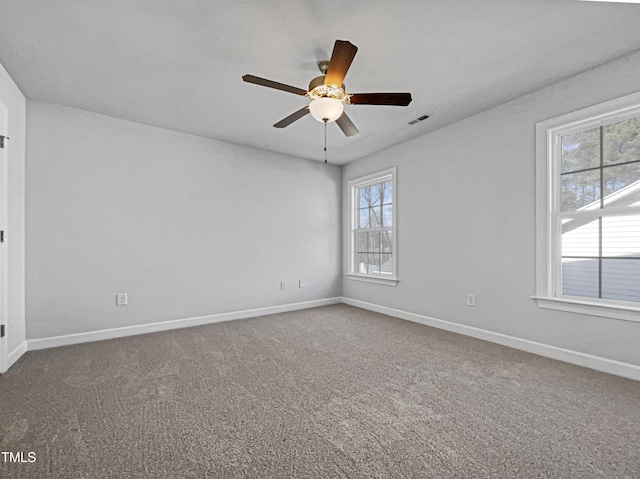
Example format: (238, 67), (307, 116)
(242, 40), (412, 137)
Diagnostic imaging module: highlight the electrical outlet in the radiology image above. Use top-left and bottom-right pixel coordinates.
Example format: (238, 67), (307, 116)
(299, 279), (305, 288)
(280, 282), (287, 290)
(116, 293), (128, 306)
(466, 293), (476, 307)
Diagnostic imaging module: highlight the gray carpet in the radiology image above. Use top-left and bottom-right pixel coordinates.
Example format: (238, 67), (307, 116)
(1, 304), (639, 478)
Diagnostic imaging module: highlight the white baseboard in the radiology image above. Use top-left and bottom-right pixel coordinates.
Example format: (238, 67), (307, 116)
(341, 297), (640, 381)
(27, 297), (341, 351)
(20, 295), (640, 381)
(6, 341), (27, 371)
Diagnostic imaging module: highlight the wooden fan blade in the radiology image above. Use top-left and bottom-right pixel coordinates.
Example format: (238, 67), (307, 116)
(336, 112), (359, 137)
(346, 93), (412, 106)
(273, 106), (310, 128)
(242, 74), (308, 96)
(325, 40), (358, 88)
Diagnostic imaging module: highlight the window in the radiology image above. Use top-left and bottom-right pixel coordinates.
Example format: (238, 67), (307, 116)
(536, 92), (640, 321)
(347, 167), (397, 286)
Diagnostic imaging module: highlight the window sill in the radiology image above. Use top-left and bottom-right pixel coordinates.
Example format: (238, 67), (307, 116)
(346, 274), (398, 286)
(532, 296), (640, 323)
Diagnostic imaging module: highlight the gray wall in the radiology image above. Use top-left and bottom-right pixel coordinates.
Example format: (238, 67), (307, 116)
(26, 102), (341, 339)
(343, 51), (640, 366)
(0, 62), (26, 358)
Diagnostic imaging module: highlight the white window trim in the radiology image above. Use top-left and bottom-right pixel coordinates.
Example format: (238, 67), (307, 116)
(346, 167), (398, 286)
(0, 103), (7, 373)
(535, 91), (640, 323)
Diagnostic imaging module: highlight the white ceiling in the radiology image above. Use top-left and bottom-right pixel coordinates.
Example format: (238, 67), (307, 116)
(1, 0), (640, 165)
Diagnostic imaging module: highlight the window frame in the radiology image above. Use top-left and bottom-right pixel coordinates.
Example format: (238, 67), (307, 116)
(346, 167), (398, 286)
(535, 91), (640, 322)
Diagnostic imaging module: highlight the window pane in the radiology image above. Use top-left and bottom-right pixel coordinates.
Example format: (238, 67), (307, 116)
(561, 128), (600, 173)
(358, 208), (369, 228)
(561, 169), (601, 211)
(561, 258), (599, 298)
(382, 204), (392, 227)
(357, 253), (368, 274)
(382, 181), (392, 204)
(602, 163), (640, 205)
(603, 117), (640, 166)
(370, 206), (383, 228)
(368, 231), (380, 253)
(602, 216), (640, 258)
(380, 254), (393, 274)
(357, 232), (368, 255)
(367, 253), (380, 274)
(370, 184), (382, 206)
(358, 186), (370, 208)
(381, 230), (393, 253)
(561, 217), (600, 257)
(602, 259), (640, 302)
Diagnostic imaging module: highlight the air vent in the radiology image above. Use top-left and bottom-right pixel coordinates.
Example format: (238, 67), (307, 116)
(408, 114), (430, 125)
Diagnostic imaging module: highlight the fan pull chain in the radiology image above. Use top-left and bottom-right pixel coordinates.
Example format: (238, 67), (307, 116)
(323, 119), (328, 164)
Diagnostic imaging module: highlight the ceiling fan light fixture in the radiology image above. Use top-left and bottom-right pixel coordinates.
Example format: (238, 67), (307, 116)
(309, 97), (344, 122)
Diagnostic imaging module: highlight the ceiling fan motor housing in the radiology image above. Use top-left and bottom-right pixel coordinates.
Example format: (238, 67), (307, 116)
(318, 60), (331, 75)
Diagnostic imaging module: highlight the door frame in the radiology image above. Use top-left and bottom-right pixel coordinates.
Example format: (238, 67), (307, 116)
(0, 99), (8, 373)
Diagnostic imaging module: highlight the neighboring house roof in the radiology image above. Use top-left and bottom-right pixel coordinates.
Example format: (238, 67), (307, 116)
(583, 178), (640, 210)
(562, 178), (640, 233)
